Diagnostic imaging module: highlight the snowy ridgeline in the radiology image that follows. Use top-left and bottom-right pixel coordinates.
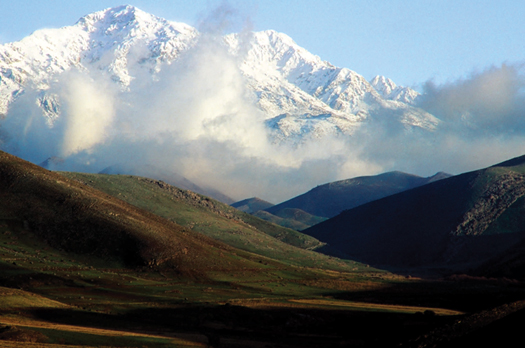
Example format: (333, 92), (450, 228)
(0, 5), (438, 143)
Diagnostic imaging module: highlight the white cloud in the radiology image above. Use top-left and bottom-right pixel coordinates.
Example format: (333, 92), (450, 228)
(54, 70), (117, 157)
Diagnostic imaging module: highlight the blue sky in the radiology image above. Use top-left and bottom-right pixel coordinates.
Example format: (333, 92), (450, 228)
(1, 0), (524, 88)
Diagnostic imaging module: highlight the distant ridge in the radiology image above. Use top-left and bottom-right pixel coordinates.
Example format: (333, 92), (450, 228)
(231, 197), (274, 213)
(490, 154), (525, 168)
(266, 171), (452, 218)
(231, 198), (327, 231)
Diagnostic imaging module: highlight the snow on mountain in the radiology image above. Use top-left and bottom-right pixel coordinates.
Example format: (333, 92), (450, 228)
(369, 75), (419, 104)
(225, 30), (438, 141)
(0, 5), (197, 119)
(75, 5), (197, 86)
(0, 5), (438, 145)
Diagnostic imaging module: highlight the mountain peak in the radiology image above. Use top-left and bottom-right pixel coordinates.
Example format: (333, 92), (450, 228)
(75, 5), (194, 39)
(77, 5), (147, 26)
(370, 75), (397, 96)
(78, 5), (145, 32)
(247, 29), (321, 66)
(370, 75), (420, 104)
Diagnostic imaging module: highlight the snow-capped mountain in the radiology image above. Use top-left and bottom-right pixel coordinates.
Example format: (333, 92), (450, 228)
(0, 6), (197, 117)
(0, 5), (438, 144)
(226, 29), (439, 140)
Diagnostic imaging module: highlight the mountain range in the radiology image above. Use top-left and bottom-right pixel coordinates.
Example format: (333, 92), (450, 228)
(265, 171), (452, 218)
(231, 171), (451, 231)
(303, 154), (525, 278)
(0, 5), (454, 203)
(0, 5), (437, 140)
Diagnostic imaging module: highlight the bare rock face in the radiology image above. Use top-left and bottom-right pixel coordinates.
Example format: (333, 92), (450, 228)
(452, 172), (525, 237)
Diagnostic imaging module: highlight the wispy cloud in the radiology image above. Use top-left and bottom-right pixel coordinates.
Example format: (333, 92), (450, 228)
(419, 64), (525, 133)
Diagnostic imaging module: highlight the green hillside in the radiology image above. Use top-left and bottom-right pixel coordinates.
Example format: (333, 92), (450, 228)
(60, 172), (349, 270)
(252, 208), (327, 231)
(232, 198), (327, 231)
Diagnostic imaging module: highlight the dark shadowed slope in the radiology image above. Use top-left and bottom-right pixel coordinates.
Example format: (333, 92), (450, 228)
(266, 171), (452, 218)
(303, 155), (525, 277)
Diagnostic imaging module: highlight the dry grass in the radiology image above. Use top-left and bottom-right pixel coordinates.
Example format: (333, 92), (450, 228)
(0, 317), (207, 347)
(287, 299), (465, 315)
(0, 287), (69, 310)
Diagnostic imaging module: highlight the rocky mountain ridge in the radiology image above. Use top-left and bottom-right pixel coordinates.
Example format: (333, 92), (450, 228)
(0, 5), (438, 144)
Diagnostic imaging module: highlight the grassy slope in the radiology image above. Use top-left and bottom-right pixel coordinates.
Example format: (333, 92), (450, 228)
(60, 172), (352, 270)
(0, 203), (473, 348)
(253, 209), (327, 231)
(252, 210), (311, 231)
(272, 208), (327, 228)
(231, 197), (327, 231)
(2, 151), (294, 280)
